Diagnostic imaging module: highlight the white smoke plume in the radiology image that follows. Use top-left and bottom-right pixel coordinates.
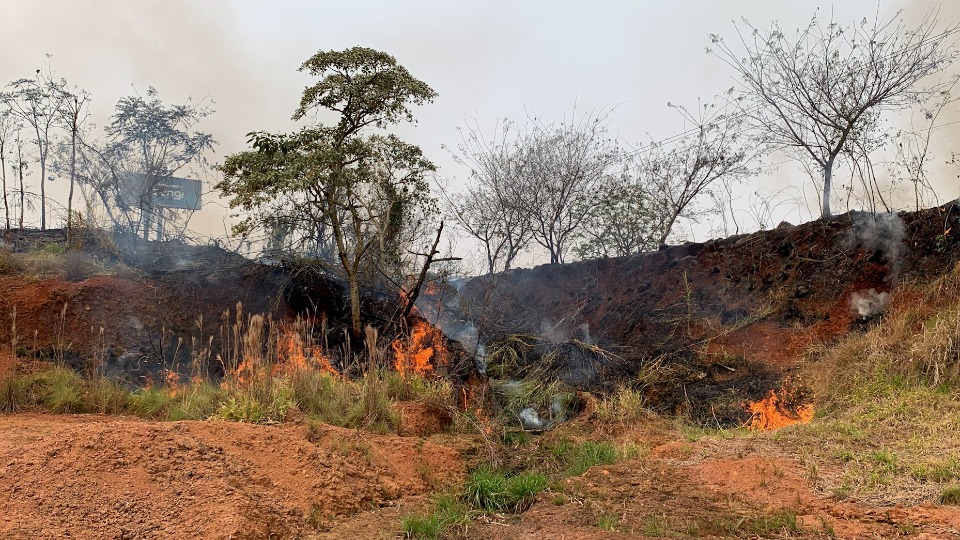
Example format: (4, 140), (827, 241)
(850, 288), (890, 318)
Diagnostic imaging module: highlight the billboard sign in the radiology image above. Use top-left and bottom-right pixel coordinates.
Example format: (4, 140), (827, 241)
(123, 172), (202, 210)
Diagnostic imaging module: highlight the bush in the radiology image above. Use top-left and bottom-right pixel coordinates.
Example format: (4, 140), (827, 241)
(129, 387), (174, 419)
(0, 249), (23, 275)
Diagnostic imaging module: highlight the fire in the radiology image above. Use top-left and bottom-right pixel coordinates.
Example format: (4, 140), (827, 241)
(745, 387), (814, 431)
(164, 370), (181, 397)
(232, 358), (254, 386)
(392, 319), (448, 378)
(277, 331), (339, 377)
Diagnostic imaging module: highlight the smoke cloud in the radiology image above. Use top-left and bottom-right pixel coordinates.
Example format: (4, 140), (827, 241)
(850, 288), (890, 319)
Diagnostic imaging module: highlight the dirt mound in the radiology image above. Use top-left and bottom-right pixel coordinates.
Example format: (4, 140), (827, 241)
(458, 207), (960, 421)
(0, 414), (463, 539)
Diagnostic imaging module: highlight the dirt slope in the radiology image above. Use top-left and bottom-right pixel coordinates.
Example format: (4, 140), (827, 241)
(0, 414), (462, 539)
(459, 207), (960, 419)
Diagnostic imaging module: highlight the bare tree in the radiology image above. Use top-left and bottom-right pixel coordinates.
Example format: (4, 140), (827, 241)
(710, 10), (959, 217)
(55, 84), (92, 242)
(637, 101), (753, 246)
(445, 119), (532, 273)
(3, 66), (68, 230)
(0, 109), (17, 231)
(521, 110), (620, 264)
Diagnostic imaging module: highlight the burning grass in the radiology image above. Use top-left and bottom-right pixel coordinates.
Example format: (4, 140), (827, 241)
(767, 263), (960, 502)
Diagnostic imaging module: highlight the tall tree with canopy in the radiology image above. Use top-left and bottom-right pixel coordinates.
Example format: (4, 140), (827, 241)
(218, 47), (438, 338)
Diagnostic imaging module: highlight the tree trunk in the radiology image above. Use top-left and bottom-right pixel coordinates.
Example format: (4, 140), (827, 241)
(657, 211), (680, 247)
(18, 155), (24, 232)
(348, 270), (363, 339)
(39, 153), (46, 230)
(1, 147), (8, 231)
(822, 161), (833, 218)
(68, 126), (76, 244)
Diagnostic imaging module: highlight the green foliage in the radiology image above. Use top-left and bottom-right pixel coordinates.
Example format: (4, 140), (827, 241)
(296, 47), (437, 130)
(217, 395), (267, 422)
(566, 441), (619, 476)
(911, 458), (960, 483)
(401, 494), (470, 539)
(575, 175), (660, 259)
(168, 383), (227, 421)
(346, 369), (397, 432)
(940, 486), (960, 504)
(35, 368), (85, 413)
(217, 46), (438, 335)
(86, 379), (131, 414)
(463, 466), (549, 513)
(739, 509), (801, 536)
(129, 387), (174, 419)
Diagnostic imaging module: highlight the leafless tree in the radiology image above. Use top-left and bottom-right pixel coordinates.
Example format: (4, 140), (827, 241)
(55, 84), (92, 242)
(891, 78), (959, 211)
(0, 109), (18, 231)
(710, 9), (959, 217)
(445, 119), (532, 273)
(521, 110), (620, 264)
(636, 101), (753, 246)
(2, 65), (68, 230)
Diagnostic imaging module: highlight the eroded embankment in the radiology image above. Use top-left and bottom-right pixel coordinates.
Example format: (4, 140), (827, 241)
(458, 207), (960, 421)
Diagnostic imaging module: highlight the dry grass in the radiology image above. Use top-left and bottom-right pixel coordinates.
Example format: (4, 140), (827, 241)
(770, 264), (960, 502)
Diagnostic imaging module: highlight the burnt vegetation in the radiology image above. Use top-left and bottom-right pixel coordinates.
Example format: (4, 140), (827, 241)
(7, 6), (960, 539)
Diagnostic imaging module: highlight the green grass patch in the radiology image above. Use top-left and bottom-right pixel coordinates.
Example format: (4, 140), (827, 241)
(463, 465), (549, 513)
(566, 441), (619, 476)
(401, 494), (470, 539)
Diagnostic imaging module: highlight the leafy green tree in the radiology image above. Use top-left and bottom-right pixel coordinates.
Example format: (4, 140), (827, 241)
(218, 47), (438, 338)
(574, 171), (659, 259)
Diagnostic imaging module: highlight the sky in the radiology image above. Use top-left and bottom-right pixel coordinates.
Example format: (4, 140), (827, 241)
(0, 0), (957, 268)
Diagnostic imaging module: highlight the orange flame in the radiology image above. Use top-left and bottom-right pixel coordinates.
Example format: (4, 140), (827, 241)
(164, 370), (181, 397)
(232, 358), (254, 386)
(392, 319), (448, 378)
(745, 388), (814, 431)
(278, 331), (338, 377)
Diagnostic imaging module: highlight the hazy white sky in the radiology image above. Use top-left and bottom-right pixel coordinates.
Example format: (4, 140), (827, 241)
(1, 0), (956, 265)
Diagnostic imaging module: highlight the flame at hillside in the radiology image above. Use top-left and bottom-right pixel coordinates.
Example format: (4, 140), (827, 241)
(277, 331), (338, 377)
(392, 319), (448, 378)
(745, 386), (814, 431)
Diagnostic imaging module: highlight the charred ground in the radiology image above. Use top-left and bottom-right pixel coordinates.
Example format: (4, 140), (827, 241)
(458, 205), (960, 423)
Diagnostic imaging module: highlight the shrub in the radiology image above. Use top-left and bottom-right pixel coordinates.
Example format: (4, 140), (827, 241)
(0, 249), (23, 275)
(129, 387), (174, 419)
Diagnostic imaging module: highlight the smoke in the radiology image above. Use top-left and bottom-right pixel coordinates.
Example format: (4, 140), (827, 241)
(848, 211), (906, 280)
(850, 288), (890, 318)
(846, 212), (904, 319)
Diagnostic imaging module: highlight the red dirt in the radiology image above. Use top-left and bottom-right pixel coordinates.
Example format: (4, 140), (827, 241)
(468, 439), (960, 540)
(0, 413), (463, 539)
